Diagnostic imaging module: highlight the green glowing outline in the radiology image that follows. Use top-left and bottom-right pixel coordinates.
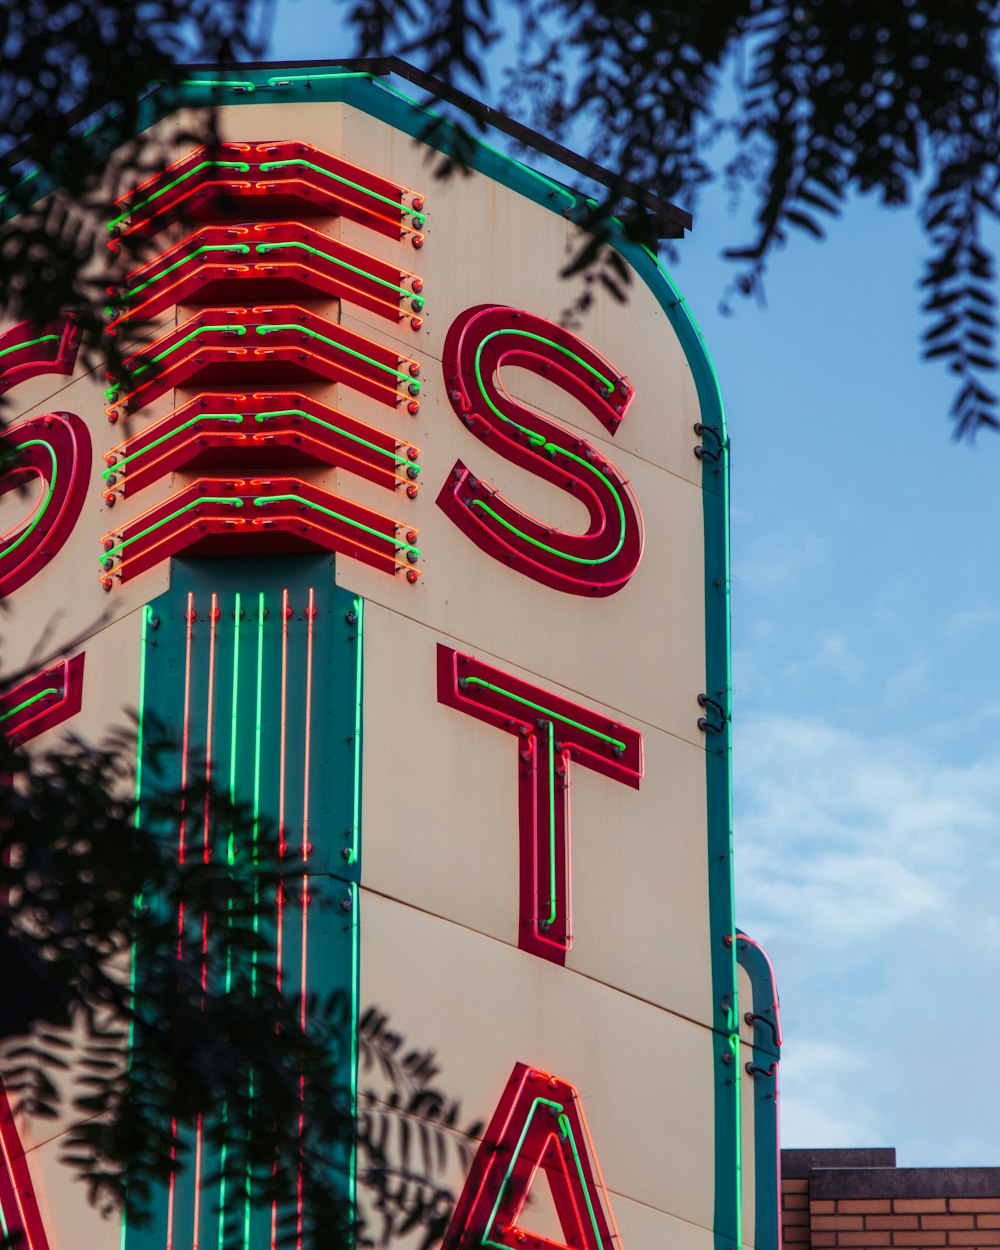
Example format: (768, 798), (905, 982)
(468, 330), (627, 566)
(251, 494), (418, 557)
(0, 685), (59, 724)
(104, 409), (415, 486)
(252, 410), (415, 473)
(102, 415), (245, 482)
(543, 719), (558, 928)
(264, 73), (372, 87)
(254, 240), (415, 300)
(103, 496), (244, 561)
(129, 323), (248, 379)
(257, 158), (420, 219)
(123, 244), (251, 300)
(1, 439), (57, 563)
(0, 332), (59, 360)
(349, 596), (364, 866)
(107, 161), (251, 230)
(253, 324), (417, 388)
(458, 676), (626, 752)
(480, 1095), (606, 1250)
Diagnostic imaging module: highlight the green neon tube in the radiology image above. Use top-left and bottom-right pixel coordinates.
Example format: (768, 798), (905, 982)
(129, 324), (247, 379)
(479, 329), (613, 393)
(348, 879), (360, 1218)
(0, 686), (59, 723)
(105, 408), (415, 483)
(349, 596), (364, 866)
(107, 161), (251, 230)
(217, 1129), (229, 1250)
(469, 331), (628, 565)
(218, 592), (244, 1250)
(250, 495), (419, 557)
(121, 607), (151, 1250)
(253, 409), (413, 471)
(2, 440), (58, 561)
(459, 676), (626, 752)
(103, 496), (244, 560)
(253, 324), (417, 388)
(228, 591), (241, 867)
(180, 79), (256, 92)
(253, 592), (265, 860)
(254, 241), (413, 300)
(543, 719), (557, 927)
(559, 1115), (606, 1249)
(0, 333), (59, 360)
(257, 159), (421, 218)
(265, 73), (373, 87)
(123, 244), (251, 301)
(102, 414), (246, 481)
(240, 592), (265, 1248)
(482, 1097), (563, 1247)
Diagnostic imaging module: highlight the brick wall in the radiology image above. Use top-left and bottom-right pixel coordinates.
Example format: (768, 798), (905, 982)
(781, 1150), (1000, 1250)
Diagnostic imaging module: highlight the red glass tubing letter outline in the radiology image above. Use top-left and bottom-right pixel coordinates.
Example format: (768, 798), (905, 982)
(0, 678), (79, 1250)
(0, 1086), (49, 1250)
(0, 655), (85, 746)
(0, 313), (80, 396)
(442, 1063), (621, 1250)
(0, 323), (84, 1247)
(437, 646), (641, 964)
(438, 305), (643, 597)
(1, 412), (91, 599)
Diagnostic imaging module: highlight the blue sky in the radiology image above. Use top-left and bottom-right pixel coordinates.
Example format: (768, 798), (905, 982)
(261, 12), (1000, 1167)
(678, 192), (1000, 1164)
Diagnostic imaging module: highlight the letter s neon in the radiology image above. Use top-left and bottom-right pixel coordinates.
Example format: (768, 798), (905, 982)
(437, 305), (643, 596)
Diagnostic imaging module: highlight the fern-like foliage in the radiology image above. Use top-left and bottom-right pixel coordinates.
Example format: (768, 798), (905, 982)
(351, 0), (1000, 438)
(0, 721), (480, 1250)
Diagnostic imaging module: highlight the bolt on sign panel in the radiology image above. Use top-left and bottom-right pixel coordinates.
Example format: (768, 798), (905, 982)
(0, 62), (777, 1250)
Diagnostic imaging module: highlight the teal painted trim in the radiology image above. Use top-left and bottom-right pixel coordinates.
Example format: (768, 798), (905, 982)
(735, 931), (781, 1250)
(126, 554), (362, 1250)
(38, 62), (737, 1250)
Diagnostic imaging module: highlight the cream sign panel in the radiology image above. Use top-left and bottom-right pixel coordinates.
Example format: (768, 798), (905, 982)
(0, 66), (764, 1250)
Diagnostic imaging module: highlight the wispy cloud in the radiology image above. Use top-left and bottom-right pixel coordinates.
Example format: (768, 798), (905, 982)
(734, 530), (829, 594)
(945, 607), (1000, 639)
(734, 714), (1000, 1165)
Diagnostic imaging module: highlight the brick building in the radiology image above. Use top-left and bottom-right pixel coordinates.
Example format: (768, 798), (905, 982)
(782, 1149), (1000, 1250)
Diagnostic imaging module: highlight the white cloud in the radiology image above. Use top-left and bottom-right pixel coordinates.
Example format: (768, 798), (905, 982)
(778, 1041), (887, 1150)
(945, 607), (1000, 639)
(733, 531), (829, 594)
(733, 714), (1000, 1164)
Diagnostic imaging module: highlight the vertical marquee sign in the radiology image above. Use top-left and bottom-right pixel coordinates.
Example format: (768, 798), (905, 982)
(0, 62), (781, 1250)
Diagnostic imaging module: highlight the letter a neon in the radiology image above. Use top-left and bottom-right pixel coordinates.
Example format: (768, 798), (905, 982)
(442, 1063), (622, 1250)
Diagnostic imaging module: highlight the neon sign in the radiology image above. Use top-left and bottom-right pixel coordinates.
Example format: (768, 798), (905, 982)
(437, 646), (642, 963)
(105, 304), (421, 415)
(438, 305), (643, 596)
(101, 392), (420, 500)
(133, 563), (363, 1250)
(0, 86), (745, 1250)
(0, 313), (80, 395)
(100, 138), (426, 596)
(109, 141), (426, 244)
(108, 222), (424, 332)
(0, 656), (85, 745)
(442, 1064), (620, 1250)
(0, 412), (92, 599)
(100, 476), (419, 585)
